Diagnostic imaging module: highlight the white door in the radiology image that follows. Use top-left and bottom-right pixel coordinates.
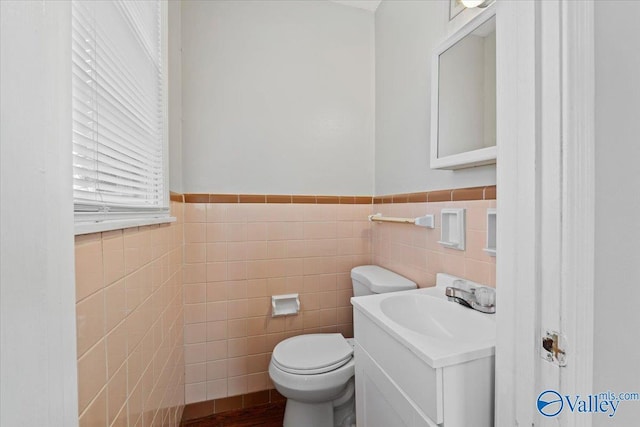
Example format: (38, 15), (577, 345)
(496, 0), (595, 426)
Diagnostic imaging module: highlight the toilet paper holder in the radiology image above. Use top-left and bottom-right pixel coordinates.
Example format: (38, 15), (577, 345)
(271, 293), (300, 317)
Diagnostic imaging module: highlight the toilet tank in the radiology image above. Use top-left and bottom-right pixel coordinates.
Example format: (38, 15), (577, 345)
(351, 265), (417, 297)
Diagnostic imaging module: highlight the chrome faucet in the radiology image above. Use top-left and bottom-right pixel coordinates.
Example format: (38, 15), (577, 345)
(445, 280), (496, 314)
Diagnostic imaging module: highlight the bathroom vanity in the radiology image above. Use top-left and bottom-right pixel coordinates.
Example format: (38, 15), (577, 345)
(351, 276), (495, 427)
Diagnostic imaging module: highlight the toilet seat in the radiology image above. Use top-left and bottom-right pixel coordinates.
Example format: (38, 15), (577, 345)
(272, 334), (353, 375)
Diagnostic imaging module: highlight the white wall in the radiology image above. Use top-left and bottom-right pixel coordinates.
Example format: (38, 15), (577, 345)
(168, 0), (183, 193)
(593, 1), (640, 424)
(181, 0), (375, 195)
(0, 1), (78, 425)
(374, 1), (496, 195)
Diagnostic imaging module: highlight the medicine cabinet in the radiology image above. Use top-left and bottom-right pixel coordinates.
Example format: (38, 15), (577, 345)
(430, 5), (496, 170)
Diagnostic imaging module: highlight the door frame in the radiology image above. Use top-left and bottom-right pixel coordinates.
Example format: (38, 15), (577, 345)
(495, 0), (595, 425)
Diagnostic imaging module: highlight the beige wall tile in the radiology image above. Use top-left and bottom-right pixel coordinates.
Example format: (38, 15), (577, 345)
(206, 360), (227, 381)
(107, 362), (127, 425)
(74, 198), (493, 408)
(185, 243), (206, 264)
(185, 382), (207, 405)
(127, 345), (143, 397)
(226, 204), (248, 223)
(184, 263), (206, 284)
(206, 379), (227, 401)
(227, 319), (247, 338)
(206, 204), (227, 223)
(225, 223), (247, 242)
(302, 204), (337, 222)
(226, 242), (246, 261)
(75, 211), (184, 423)
(105, 321), (127, 379)
(184, 284), (207, 304)
(206, 262), (227, 282)
(123, 228), (142, 275)
(465, 230), (492, 262)
(78, 387), (107, 427)
(247, 373), (270, 393)
(464, 259), (493, 285)
(206, 301), (227, 322)
(227, 262), (247, 280)
(227, 299), (248, 319)
(103, 230), (124, 286)
(185, 323), (208, 344)
(246, 335), (267, 355)
(246, 223), (268, 241)
(246, 279), (267, 298)
(185, 362), (207, 384)
(247, 318), (267, 337)
(104, 280), (126, 333)
(227, 357), (247, 377)
(227, 338), (247, 358)
(206, 283), (228, 302)
(76, 290), (105, 357)
(185, 343), (207, 365)
(110, 404), (128, 427)
(206, 340), (228, 361)
(127, 381), (143, 426)
(75, 236), (103, 301)
(185, 203), (207, 223)
(184, 303), (207, 324)
(77, 340), (107, 413)
(267, 222), (303, 240)
(185, 223), (206, 244)
(206, 242), (228, 262)
(227, 375), (247, 397)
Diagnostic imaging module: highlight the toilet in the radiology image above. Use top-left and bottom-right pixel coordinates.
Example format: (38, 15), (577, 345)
(269, 265), (417, 427)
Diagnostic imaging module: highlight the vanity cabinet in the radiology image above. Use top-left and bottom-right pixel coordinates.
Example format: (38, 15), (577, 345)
(353, 309), (494, 427)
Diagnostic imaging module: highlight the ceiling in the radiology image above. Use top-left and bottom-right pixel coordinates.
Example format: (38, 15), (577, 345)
(329, 0), (382, 13)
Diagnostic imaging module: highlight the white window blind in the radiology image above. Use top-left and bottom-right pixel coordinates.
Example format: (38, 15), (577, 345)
(72, 0), (168, 227)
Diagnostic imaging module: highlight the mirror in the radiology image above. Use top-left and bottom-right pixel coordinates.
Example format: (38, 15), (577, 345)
(430, 7), (496, 170)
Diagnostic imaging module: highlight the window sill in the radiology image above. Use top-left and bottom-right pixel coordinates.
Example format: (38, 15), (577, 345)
(74, 216), (176, 235)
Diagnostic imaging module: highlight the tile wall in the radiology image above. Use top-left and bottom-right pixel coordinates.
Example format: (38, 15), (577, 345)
(181, 202), (372, 403)
(74, 201), (185, 426)
(372, 200), (497, 287)
(73, 188), (496, 416)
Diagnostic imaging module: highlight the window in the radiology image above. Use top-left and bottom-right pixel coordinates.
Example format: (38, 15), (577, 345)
(72, 0), (170, 234)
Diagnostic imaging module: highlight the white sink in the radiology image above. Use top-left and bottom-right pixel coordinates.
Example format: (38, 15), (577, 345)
(352, 274), (496, 426)
(351, 283), (495, 368)
(380, 293), (495, 342)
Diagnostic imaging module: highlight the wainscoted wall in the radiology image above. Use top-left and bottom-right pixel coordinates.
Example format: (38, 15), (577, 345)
(179, 187), (495, 411)
(181, 201), (372, 404)
(372, 199), (496, 288)
(72, 187), (495, 419)
(74, 201), (185, 426)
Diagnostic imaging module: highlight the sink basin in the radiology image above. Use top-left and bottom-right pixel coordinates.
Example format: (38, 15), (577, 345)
(380, 294), (495, 342)
(351, 283), (496, 368)
(352, 276), (496, 427)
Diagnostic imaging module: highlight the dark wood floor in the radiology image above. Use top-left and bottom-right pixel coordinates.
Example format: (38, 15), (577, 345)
(182, 402), (286, 427)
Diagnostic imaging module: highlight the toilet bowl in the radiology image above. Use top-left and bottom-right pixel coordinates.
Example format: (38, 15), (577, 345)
(269, 334), (356, 427)
(269, 265), (416, 427)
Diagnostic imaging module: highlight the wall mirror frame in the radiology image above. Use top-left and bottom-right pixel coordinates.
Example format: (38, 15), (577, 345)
(430, 4), (496, 170)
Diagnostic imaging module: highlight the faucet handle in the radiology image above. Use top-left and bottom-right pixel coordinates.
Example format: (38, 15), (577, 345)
(453, 279), (474, 293)
(474, 287), (496, 309)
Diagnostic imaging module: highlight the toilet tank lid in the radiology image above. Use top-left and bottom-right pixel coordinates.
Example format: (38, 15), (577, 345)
(350, 265), (417, 293)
